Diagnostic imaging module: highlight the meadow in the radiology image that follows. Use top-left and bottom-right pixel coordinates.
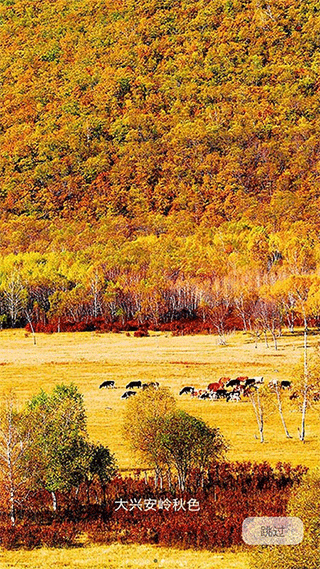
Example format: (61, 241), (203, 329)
(0, 327), (319, 568)
(0, 543), (250, 569)
(0, 327), (319, 470)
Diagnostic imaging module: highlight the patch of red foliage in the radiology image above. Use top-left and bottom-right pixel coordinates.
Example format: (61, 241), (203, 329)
(0, 461), (307, 550)
(26, 313), (245, 335)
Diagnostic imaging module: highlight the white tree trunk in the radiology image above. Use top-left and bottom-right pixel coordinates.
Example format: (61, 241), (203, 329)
(51, 491), (57, 511)
(300, 324), (308, 441)
(25, 311), (36, 345)
(275, 383), (291, 438)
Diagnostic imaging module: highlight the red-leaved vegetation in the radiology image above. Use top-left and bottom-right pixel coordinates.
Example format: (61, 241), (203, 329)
(0, 461), (307, 550)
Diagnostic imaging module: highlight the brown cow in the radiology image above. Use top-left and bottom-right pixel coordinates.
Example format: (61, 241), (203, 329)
(208, 378), (227, 392)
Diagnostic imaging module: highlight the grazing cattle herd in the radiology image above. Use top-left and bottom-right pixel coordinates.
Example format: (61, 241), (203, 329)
(97, 375), (320, 402)
(98, 380), (160, 399)
(178, 376), (293, 402)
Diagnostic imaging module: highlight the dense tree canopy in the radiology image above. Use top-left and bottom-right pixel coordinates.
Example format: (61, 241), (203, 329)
(0, 215), (318, 334)
(0, 0), (320, 224)
(124, 388), (227, 490)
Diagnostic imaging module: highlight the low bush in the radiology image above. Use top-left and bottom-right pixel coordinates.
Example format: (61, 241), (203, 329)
(0, 521), (79, 549)
(133, 328), (149, 337)
(85, 461), (307, 550)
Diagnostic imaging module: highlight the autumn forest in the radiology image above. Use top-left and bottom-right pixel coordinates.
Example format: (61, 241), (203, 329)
(0, 0), (320, 334)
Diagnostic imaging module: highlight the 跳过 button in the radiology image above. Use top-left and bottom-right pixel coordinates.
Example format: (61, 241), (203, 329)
(242, 517), (304, 545)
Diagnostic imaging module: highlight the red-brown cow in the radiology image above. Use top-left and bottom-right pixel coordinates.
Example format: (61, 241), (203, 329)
(208, 378), (227, 392)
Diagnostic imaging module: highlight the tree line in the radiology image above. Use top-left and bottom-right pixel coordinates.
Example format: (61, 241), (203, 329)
(0, 217), (319, 341)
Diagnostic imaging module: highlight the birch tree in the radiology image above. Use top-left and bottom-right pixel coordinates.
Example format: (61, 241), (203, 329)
(290, 348), (320, 442)
(1, 273), (27, 327)
(269, 380), (292, 439)
(0, 394), (31, 525)
(247, 385), (275, 443)
(285, 275), (319, 440)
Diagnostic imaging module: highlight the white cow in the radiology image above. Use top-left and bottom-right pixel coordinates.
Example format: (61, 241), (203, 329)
(252, 376), (264, 384)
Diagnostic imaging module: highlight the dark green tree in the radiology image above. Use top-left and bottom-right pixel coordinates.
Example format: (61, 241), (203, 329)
(84, 442), (117, 505)
(159, 410), (227, 491)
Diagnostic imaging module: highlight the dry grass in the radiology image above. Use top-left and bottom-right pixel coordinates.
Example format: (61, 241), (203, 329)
(0, 328), (316, 568)
(0, 328), (319, 470)
(0, 543), (250, 569)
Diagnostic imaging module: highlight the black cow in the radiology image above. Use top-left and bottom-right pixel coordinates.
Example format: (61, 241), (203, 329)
(179, 386), (194, 395)
(198, 392), (210, 399)
(99, 380), (115, 389)
(121, 390), (137, 399)
(245, 378), (256, 388)
(281, 380), (291, 389)
(215, 389), (227, 399)
(126, 380), (142, 390)
(226, 379), (241, 388)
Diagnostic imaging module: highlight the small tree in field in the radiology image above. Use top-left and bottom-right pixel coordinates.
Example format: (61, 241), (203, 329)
(290, 348), (320, 441)
(275, 275), (320, 441)
(123, 386), (176, 488)
(124, 389), (227, 491)
(269, 380), (292, 439)
(159, 410), (227, 491)
(25, 383), (92, 510)
(247, 385), (275, 443)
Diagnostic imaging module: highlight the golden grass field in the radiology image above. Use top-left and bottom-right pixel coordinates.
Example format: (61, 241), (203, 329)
(0, 543), (250, 569)
(0, 328), (319, 470)
(0, 328), (319, 568)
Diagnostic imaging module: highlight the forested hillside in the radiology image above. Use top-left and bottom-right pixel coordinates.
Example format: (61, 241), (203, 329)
(0, 0), (320, 332)
(1, 0), (320, 223)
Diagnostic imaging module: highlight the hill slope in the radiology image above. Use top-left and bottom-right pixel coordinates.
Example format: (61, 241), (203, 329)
(0, 0), (320, 226)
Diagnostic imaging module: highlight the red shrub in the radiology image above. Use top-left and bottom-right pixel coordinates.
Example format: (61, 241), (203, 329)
(133, 328), (149, 337)
(0, 521), (78, 549)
